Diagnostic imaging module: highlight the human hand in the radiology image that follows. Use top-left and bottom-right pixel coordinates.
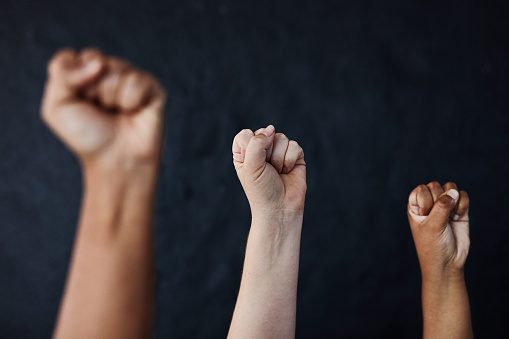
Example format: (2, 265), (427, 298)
(232, 125), (306, 217)
(407, 182), (470, 280)
(41, 48), (166, 170)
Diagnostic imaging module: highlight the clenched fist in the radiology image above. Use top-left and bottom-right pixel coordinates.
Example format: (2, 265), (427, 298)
(232, 125), (306, 215)
(407, 182), (470, 279)
(41, 48), (166, 168)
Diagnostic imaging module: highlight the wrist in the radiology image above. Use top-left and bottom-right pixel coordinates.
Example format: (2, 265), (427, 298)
(421, 267), (465, 286)
(82, 157), (160, 189)
(245, 209), (303, 274)
(251, 209), (303, 239)
(78, 157), (158, 243)
(252, 208), (303, 226)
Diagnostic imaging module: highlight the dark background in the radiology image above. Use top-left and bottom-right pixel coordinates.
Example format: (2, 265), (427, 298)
(0, 0), (508, 338)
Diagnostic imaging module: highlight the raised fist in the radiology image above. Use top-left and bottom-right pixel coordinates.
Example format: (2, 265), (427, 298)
(41, 48), (166, 168)
(232, 125), (306, 215)
(407, 182), (470, 279)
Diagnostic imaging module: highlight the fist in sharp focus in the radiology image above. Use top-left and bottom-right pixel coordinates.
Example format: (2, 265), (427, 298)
(232, 125), (307, 216)
(407, 181), (470, 279)
(41, 48), (166, 168)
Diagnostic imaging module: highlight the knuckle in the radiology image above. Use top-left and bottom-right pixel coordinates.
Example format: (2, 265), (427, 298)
(460, 191), (470, 203)
(110, 57), (130, 67)
(238, 129), (254, 140)
(276, 133), (288, 141)
(234, 130), (252, 144)
(127, 71), (145, 88)
(79, 47), (102, 58)
(427, 181), (441, 188)
(48, 49), (74, 74)
(416, 184), (428, 193)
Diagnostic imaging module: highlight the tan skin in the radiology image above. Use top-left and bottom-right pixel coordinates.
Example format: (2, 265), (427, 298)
(42, 48), (165, 339)
(44, 48), (306, 339)
(228, 125), (306, 339)
(407, 182), (473, 339)
(42, 48), (468, 339)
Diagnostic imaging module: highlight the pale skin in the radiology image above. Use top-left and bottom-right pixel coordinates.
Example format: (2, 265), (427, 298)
(407, 182), (473, 339)
(41, 48), (165, 339)
(228, 125), (306, 339)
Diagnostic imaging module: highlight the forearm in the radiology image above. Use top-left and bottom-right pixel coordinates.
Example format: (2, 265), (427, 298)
(228, 210), (303, 339)
(422, 273), (473, 339)
(53, 163), (159, 339)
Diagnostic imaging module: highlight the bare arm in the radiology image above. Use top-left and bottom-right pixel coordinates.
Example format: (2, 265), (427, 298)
(408, 182), (473, 339)
(421, 271), (472, 339)
(228, 126), (306, 339)
(228, 212), (302, 338)
(41, 48), (165, 339)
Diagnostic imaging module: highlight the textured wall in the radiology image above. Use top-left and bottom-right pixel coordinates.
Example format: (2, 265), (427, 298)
(0, 0), (508, 338)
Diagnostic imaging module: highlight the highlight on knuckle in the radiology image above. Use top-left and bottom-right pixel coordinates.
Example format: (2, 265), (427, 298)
(48, 50), (71, 74)
(428, 181), (440, 188)
(240, 129), (253, 137)
(127, 72), (147, 91)
(276, 133), (288, 141)
(416, 184), (427, 194)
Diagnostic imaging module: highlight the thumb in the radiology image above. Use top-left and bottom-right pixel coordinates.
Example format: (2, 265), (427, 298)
(427, 189), (459, 227)
(244, 125), (275, 174)
(46, 49), (105, 104)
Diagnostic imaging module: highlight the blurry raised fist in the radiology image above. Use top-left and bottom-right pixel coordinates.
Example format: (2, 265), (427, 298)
(407, 182), (470, 279)
(41, 48), (166, 168)
(232, 125), (306, 215)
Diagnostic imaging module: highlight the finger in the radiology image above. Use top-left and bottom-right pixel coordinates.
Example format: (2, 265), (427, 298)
(443, 182), (459, 216)
(45, 48), (105, 105)
(132, 79), (166, 134)
(442, 182), (458, 192)
(116, 70), (153, 111)
(141, 80), (166, 116)
(79, 49), (107, 99)
(269, 133), (290, 173)
(408, 184), (433, 216)
(244, 125), (275, 175)
(232, 129), (254, 164)
(282, 140), (305, 173)
(95, 58), (130, 109)
(427, 189), (459, 229)
(427, 181), (444, 202)
(453, 190), (470, 221)
(254, 127), (273, 160)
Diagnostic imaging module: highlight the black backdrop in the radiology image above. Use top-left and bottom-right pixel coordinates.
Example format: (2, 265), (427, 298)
(0, 0), (508, 338)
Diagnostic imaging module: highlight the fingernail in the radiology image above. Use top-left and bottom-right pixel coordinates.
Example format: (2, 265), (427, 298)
(262, 125), (275, 137)
(447, 189), (459, 201)
(453, 214), (460, 221)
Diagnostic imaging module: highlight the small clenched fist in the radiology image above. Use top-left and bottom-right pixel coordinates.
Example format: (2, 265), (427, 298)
(407, 181), (470, 279)
(232, 125), (306, 214)
(41, 48), (166, 168)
